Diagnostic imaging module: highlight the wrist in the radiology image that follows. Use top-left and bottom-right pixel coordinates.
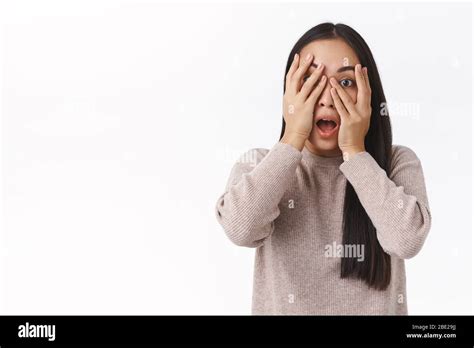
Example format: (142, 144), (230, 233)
(341, 146), (366, 161)
(280, 131), (308, 151)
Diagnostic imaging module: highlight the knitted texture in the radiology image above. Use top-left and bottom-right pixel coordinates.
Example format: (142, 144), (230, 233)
(216, 141), (431, 315)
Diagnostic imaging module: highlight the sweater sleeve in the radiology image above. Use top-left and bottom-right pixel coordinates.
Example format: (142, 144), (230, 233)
(339, 145), (432, 259)
(215, 141), (303, 248)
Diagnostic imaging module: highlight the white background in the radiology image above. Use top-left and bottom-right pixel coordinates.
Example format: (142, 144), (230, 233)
(0, 0), (472, 314)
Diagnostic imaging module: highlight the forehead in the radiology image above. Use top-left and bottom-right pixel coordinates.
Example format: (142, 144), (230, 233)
(299, 38), (360, 71)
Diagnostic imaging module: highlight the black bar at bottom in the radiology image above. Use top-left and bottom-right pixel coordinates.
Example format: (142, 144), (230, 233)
(0, 315), (472, 346)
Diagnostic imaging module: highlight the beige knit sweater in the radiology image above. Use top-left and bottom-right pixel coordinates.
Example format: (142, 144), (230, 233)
(215, 141), (431, 315)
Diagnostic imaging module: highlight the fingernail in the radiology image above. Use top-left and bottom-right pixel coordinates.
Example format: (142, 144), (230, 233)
(294, 53), (298, 60)
(306, 53), (312, 61)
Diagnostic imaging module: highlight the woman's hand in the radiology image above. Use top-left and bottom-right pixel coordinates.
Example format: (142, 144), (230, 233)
(281, 52), (327, 150)
(329, 64), (372, 160)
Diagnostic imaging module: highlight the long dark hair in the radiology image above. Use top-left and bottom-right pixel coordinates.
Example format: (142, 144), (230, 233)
(279, 22), (393, 290)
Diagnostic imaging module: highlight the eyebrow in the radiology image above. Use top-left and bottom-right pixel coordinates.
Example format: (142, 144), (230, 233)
(311, 63), (355, 73)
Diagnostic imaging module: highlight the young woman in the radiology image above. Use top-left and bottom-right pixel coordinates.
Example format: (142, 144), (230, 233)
(215, 22), (431, 315)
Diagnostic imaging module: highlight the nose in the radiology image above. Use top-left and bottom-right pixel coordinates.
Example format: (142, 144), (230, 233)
(318, 80), (335, 109)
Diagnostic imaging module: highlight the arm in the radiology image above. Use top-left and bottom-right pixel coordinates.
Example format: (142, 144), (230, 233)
(339, 145), (432, 259)
(215, 141), (303, 248)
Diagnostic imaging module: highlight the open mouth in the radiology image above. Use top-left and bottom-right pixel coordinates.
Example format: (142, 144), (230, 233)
(316, 119), (337, 133)
(315, 119), (339, 138)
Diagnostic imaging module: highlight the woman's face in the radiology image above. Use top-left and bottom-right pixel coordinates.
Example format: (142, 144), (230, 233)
(299, 38), (361, 156)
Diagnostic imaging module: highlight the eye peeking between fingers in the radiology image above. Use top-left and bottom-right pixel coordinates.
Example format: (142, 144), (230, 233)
(339, 78), (354, 88)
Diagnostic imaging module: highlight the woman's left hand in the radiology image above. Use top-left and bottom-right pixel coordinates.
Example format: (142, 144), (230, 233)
(329, 64), (372, 160)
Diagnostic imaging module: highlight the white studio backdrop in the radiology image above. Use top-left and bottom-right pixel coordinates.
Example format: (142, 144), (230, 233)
(0, 0), (472, 314)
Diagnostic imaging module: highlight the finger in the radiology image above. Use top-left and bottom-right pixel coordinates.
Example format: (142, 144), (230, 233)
(362, 67), (372, 109)
(306, 75), (327, 104)
(355, 64), (368, 106)
(363, 67), (372, 96)
(285, 53), (300, 94)
(292, 53), (315, 91)
(358, 64), (368, 89)
(329, 77), (357, 115)
(299, 63), (325, 100)
(330, 87), (350, 121)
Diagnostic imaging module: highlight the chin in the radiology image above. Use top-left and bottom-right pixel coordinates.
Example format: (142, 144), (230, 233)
(307, 131), (340, 154)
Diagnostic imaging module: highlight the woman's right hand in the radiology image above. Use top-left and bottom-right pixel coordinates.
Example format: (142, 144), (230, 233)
(281, 52), (327, 150)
